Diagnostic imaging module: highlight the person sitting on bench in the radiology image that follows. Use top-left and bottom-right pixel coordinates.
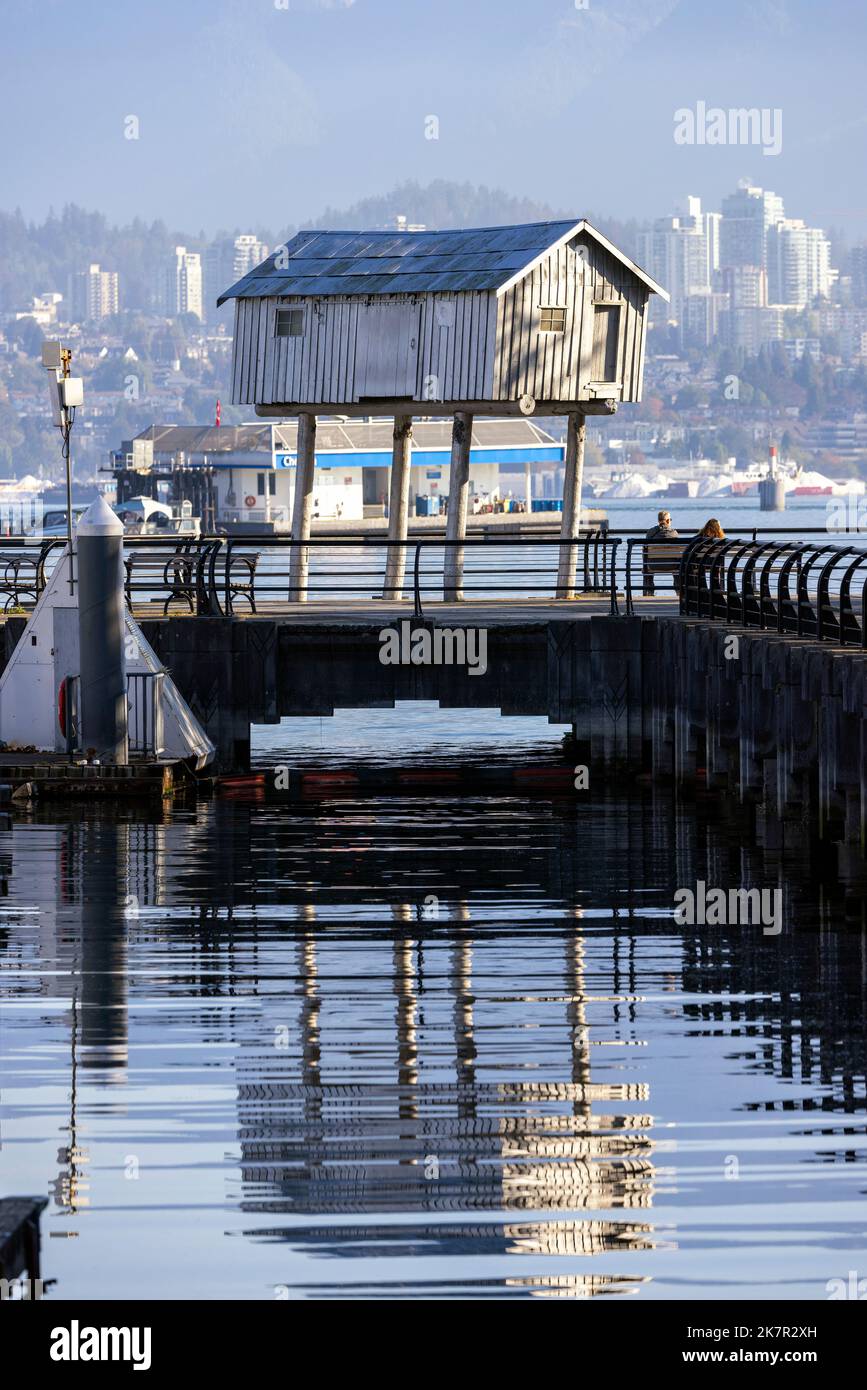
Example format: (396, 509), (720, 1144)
(645, 509), (679, 541)
(643, 510), (682, 594)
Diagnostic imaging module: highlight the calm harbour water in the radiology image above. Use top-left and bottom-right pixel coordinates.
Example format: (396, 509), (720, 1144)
(1, 702), (866, 1301)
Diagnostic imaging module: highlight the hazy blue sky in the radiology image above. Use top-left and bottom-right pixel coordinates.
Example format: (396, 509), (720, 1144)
(3, 0), (867, 234)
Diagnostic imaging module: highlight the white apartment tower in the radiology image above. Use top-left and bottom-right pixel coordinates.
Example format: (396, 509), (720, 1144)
(231, 234), (269, 281)
(637, 196), (718, 323)
(71, 264), (119, 321)
(766, 220), (836, 307)
(165, 246), (203, 320)
(719, 183), (785, 270)
(202, 234), (268, 322)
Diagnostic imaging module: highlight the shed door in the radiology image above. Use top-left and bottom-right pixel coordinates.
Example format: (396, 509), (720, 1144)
(354, 301), (421, 398)
(590, 304), (621, 382)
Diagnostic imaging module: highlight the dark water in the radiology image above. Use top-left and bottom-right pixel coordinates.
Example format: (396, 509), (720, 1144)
(1, 715), (866, 1300)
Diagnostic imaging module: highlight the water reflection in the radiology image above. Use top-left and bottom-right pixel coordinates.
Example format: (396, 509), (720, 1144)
(0, 788), (865, 1299)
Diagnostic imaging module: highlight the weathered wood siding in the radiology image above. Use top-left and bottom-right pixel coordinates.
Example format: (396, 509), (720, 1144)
(228, 237), (649, 407)
(493, 237), (649, 403)
(231, 292), (497, 406)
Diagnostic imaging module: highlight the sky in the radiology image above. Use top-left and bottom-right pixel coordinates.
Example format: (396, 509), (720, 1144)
(3, 0), (867, 236)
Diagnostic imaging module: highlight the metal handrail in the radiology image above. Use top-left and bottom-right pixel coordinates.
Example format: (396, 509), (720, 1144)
(680, 538), (867, 646)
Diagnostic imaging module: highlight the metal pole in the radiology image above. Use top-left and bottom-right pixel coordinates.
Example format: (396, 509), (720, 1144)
(77, 497), (128, 764)
(383, 413), (413, 600)
(63, 413), (74, 596)
(288, 413), (317, 601)
(556, 411), (586, 599)
(444, 410), (473, 602)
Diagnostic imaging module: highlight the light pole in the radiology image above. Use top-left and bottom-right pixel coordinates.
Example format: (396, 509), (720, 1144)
(42, 340), (84, 594)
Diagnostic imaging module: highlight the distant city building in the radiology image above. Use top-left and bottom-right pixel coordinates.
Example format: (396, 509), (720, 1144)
(15, 292), (63, 327)
(202, 234), (268, 322)
(637, 195), (718, 326)
(719, 182), (785, 270)
(723, 304), (785, 354)
(782, 338), (822, 362)
(767, 220), (835, 307)
(722, 264), (768, 310)
(682, 288), (730, 347)
(391, 214), (426, 232)
(849, 245), (867, 304)
(165, 246), (203, 320)
(70, 264), (119, 322)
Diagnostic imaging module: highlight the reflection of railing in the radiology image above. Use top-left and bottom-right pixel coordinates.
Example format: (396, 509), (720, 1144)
(62, 674), (81, 757)
(127, 671), (165, 757)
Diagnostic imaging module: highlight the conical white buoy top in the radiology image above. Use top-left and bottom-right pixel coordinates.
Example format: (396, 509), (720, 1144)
(77, 495), (124, 536)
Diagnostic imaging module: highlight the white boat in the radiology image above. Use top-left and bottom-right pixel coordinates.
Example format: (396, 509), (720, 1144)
(113, 496), (201, 537)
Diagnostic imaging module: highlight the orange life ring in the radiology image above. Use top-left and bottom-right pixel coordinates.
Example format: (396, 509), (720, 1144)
(244, 494), (256, 508)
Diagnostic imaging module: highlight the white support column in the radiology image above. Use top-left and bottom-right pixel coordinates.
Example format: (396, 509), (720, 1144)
(556, 411), (586, 600)
(383, 413), (413, 600)
(288, 412), (317, 602)
(443, 410), (473, 602)
(524, 459), (533, 513)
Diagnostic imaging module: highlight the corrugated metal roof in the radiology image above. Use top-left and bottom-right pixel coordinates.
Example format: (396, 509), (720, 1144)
(133, 418), (559, 457)
(217, 222), (583, 303)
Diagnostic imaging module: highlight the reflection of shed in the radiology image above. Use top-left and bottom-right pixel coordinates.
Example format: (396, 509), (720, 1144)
(218, 222), (667, 597)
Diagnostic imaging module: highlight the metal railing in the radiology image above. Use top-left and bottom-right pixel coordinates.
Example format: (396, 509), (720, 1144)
(11, 530), (867, 651)
(127, 670), (165, 756)
(678, 537), (867, 645)
(120, 531), (621, 616)
(58, 671), (165, 758)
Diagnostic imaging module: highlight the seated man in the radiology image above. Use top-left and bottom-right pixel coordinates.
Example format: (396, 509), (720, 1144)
(645, 509), (678, 540)
(643, 510), (682, 595)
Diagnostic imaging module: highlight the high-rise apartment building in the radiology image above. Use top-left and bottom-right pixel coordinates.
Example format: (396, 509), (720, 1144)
(767, 219), (835, 307)
(165, 246), (203, 320)
(719, 183), (785, 270)
(850, 246), (867, 304)
(636, 195), (718, 325)
(70, 264), (119, 321)
(202, 234), (268, 322)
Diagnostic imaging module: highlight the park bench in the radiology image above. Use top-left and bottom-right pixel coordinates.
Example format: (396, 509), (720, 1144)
(0, 549), (46, 612)
(223, 548), (258, 614)
(124, 541), (202, 615)
(642, 539), (687, 595)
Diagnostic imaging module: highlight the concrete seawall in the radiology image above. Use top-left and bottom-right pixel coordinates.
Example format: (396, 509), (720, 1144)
(129, 612), (866, 874)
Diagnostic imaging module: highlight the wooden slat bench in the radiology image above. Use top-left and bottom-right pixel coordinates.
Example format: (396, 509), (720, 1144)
(643, 540), (685, 595)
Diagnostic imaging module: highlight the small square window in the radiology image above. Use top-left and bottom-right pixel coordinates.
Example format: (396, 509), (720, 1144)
(539, 306), (566, 333)
(275, 307), (304, 337)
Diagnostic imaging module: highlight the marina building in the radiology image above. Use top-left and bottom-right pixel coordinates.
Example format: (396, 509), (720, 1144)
(110, 417), (567, 532)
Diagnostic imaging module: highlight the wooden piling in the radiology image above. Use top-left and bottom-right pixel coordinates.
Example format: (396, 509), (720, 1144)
(383, 414), (413, 600)
(556, 412), (586, 599)
(443, 411), (473, 602)
(288, 413), (317, 602)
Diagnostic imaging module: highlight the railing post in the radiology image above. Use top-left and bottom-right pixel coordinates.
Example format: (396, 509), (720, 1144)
(413, 542), (424, 621)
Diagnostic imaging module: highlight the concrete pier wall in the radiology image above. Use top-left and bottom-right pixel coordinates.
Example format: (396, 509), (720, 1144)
(133, 613), (864, 867)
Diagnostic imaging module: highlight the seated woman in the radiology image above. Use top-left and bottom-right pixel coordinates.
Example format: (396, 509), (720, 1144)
(697, 517), (725, 539)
